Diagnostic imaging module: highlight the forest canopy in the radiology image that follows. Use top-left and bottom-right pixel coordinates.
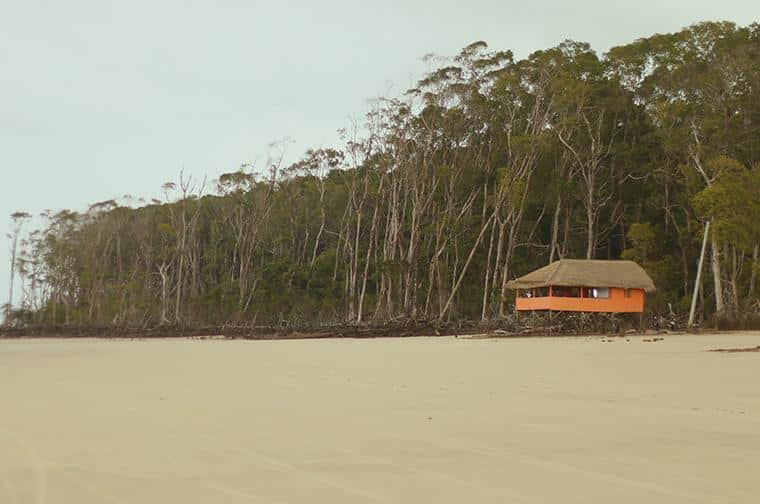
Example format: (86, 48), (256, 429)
(5, 21), (760, 328)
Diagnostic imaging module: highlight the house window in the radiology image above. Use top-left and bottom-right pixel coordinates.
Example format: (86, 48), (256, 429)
(535, 287), (549, 297)
(553, 286), (580, 298)
(583, 287), (610, 299)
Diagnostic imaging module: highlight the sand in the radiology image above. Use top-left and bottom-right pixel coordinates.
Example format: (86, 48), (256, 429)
(1, 332), (759, 503)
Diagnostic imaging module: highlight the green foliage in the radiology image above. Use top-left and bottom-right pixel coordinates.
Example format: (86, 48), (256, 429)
(693, 157), (760, 248)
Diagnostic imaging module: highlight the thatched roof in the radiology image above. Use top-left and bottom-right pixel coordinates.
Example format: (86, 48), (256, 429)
(505, 259), (656, 293)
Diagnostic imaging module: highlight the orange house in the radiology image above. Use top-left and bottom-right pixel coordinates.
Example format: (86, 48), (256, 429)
(506, 259), (655, 313)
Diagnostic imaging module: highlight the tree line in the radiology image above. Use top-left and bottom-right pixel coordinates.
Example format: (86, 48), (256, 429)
(5, 21), (760, 329)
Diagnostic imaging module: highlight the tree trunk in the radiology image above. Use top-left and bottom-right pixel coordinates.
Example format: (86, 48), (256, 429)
(481, 218), (497, 321)
(710, 232), (726, 321)
(7, 234), (18, 315)
(357, 176), (384, 322)
(159, 262), (170, 325)
(549, 195), (561, 263)
(748, 244), (758, 300)
(586, 191), (595, 259)
(310, 183), (326, 269)
(439, 212), (495, 322)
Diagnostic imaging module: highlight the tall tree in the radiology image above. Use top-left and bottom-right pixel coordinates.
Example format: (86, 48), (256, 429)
(5, 211), (31, 320)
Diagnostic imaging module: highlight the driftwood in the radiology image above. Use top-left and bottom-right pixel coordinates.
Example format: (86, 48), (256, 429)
(0, 311), (675, 340)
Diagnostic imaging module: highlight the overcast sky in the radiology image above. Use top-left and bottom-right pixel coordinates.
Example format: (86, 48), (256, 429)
(1, 0), (756, 308)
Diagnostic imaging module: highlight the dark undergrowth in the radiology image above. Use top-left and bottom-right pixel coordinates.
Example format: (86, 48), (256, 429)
(3, 311), (759, 340)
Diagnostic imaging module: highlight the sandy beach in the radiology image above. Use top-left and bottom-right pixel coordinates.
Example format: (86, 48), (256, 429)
(1, 332), (758, 503)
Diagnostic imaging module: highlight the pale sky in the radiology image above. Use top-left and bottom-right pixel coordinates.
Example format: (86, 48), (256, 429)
(1, 0), (757, 308)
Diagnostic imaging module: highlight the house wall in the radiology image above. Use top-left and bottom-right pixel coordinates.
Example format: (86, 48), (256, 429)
(515, 287), (645, 313)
